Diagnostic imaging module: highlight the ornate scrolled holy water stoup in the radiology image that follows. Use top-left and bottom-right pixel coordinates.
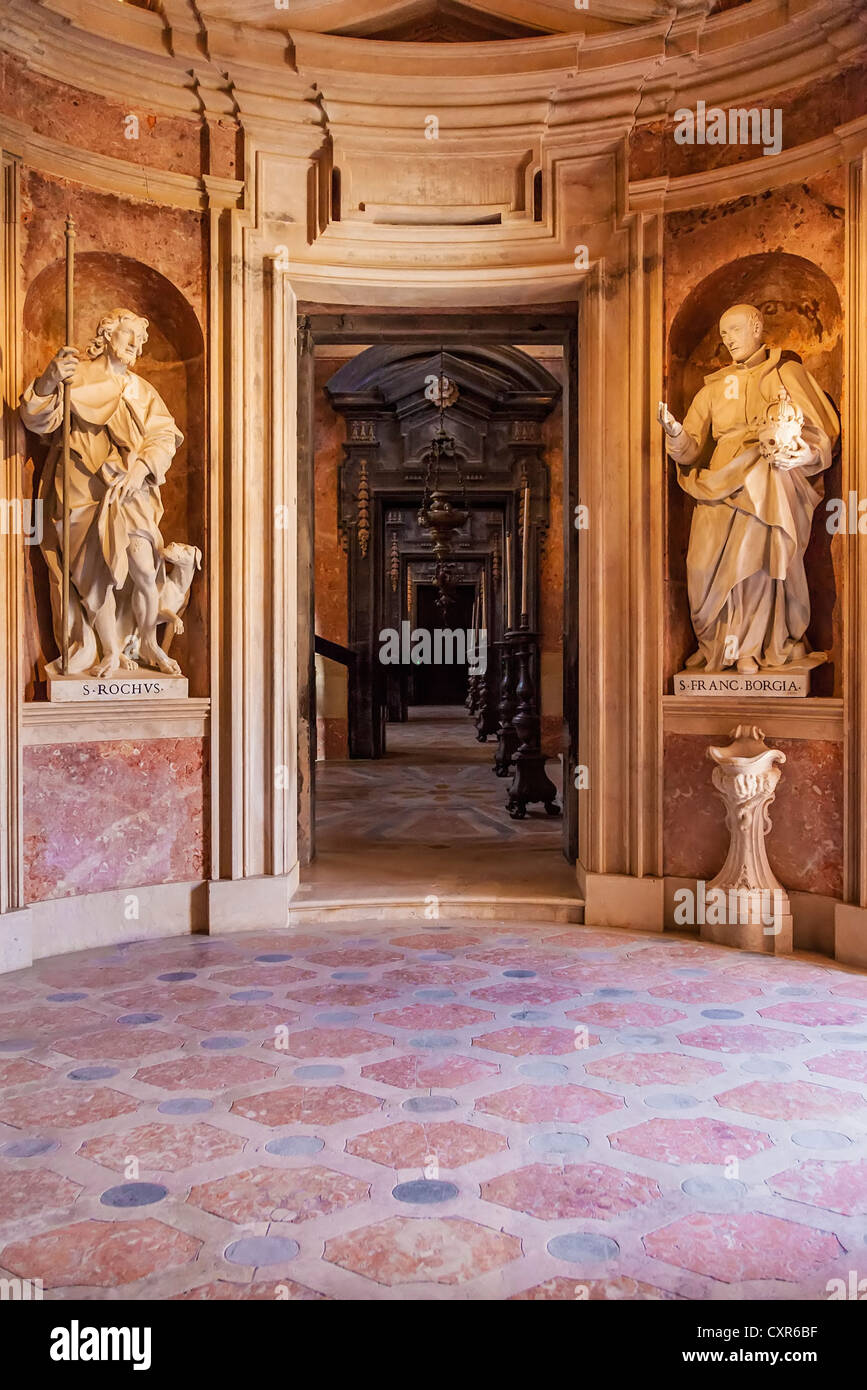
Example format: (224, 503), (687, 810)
(703, 725), (792, 954)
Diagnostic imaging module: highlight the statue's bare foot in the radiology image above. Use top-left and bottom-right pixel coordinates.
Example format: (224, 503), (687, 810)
(92, 654), (121, 678)
(737, 656), (759, 674)
(119, 653), (139, 671)
(139, 641), (181, 677)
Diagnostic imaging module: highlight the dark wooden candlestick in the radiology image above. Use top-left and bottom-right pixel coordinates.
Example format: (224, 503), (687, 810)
(493, 633), (518, 776)
(506, 623), (560, 819)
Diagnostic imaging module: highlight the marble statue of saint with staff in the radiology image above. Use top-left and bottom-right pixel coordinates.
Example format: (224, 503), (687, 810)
(658, 303), (839, 675)
(20, 306), (190, 679)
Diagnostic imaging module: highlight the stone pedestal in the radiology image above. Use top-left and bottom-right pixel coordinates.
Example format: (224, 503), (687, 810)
(673, 669), (809, 697)
(48, 674), (189, 702)
(703, 725), (792, 954)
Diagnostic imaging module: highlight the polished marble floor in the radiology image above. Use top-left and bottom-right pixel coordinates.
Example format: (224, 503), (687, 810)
(1, 917), (866, 1299)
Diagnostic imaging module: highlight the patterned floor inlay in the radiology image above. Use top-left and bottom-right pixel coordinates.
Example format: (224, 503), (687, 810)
(0, 918), (866, 1299)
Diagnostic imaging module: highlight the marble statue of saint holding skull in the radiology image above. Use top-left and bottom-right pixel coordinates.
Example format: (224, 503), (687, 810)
(658, 303), (839, 675)
(20, 306), (201, 679)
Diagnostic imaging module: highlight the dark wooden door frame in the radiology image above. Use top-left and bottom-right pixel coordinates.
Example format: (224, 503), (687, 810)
(297, 305), (580, 865)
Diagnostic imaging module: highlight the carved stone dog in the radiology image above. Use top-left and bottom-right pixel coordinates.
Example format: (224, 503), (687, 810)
(158, 542), (202, 650)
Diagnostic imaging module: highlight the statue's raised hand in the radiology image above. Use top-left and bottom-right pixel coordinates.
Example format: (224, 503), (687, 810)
(35, 346), (79, 398)
(657, 401), (683, 437)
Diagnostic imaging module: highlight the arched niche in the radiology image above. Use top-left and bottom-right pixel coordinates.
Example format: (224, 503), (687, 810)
(21, 253), (207, 698)
(666, 251), (843, 695)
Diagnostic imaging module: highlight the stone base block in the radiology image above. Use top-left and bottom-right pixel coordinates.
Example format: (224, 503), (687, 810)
(834, 903), (867, 969)
(579, 870), (664, 933)
(49, 674), (189, 701)
(700, 909), (793, 955)
(0, 908), (33, 973)
(208, 869), (299, 935)
(673, 669), (808, 696)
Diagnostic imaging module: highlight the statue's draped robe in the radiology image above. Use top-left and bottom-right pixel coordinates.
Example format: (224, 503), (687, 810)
(20, 357), (182, 674)
(667, 346), (839, 670)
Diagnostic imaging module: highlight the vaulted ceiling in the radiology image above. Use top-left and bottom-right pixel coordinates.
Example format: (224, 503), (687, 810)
(191, 0), (691, 41)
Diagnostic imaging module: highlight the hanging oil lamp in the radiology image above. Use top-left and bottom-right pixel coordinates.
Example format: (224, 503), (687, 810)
(417, 347), (468, 612)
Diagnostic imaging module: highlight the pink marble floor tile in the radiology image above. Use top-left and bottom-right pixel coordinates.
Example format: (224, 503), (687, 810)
(626, 943), (732, 964)
(53, 1028), (179, 1061)
(325, 1216), (522, 1286)
(373, 1003), (494, 1029)
(721, 961), (831, 985)
(512, 1275), (675, 1299)
(715, 1080), (867, 1122)
(174, 1279), (326, 1299)
(828, 975), (867, 1001)
(382, 964), (489, 987)
(552, 965), (670, 990)
(610, 1117), (773, 1165)
(467, 949), (572, 972)
(650, 980), (766, 1004)
(231, 1085), (383, 1128)
(390, 933), (482, 951)
(0, 986), (39, 1007)
(360, 1053), (499, 1089)
(473, 1025), (594, 1057)
(287, 984), (400, 1007)
(34, 965), (148, 990)
(482, 1162), (661, 1220)
(469, 983), (579, 1006)
(0, 1168), (82, 1222)
(0, 1084), (139, 1130)
(542, 931), (648, 949)
(305, 948), (405, 967)
(188, 1165), (371, 1224)
(805, 1050), (867, 1084)
(758, 1002), (867, 1027)
(586, 1051), (724, 1086)
(676, 1024), (806, 1053)
(134, 1056), (276, 1091)
(176, 1004), (300, 1032)
(105, 983), (219, 1010)
(0, 1005), (107, 1038)
(346, 1120), (507, 1169)
(0, 1057), (52, 1086)
(207, 965), (318, 986)
(767, 1158), (867, 1216)
(1, 1218), (202, 1289)
(565, 1002), (687, 1027)
(77, 1122), (246, 1172)
(476, 1083), (624, 1125)
(276, 1027), (393, 1059)
(643, 1212), (843, 1283)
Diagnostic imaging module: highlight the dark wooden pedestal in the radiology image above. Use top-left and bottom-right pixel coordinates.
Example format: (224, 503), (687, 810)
(506, 625), (560, 819)
(493, 635), (518, 776)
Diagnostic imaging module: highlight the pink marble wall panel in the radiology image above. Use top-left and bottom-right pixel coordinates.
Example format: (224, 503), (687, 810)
(24, 738), (207, 902)
(664, 734), (842, 899)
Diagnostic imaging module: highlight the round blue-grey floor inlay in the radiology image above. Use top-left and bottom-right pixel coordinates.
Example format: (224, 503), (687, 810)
(293, 1064), (344, 1080)
(682, 1176), (747, 1200)
(548, 1233), (619, 1263)
(117, 1012), (163, 1026)
(409, 1033), (459, 1049)
(158, 1097), (213, 1116)
(792, 1129), (852, 1150)
(673, 968), (711, 979)
(230, 989), (272, 1002)
(596, 988), (635, 999)
(157, 971), (197, 982)
(316, 1011), (358, 1025)
(529, 1132), (589, 1160)
(331, 971), (367, 981)
(414, 989), (456, 1002)
(645, 1091), (701, 1110)
(47, 992), (88, 1002)
(2, 1136), (58, 1158)
(200, 1036), (247, 1050)
(393, 1179), (459, 1205)
(616, 1031), (663, 1047)
(266, 1135), (325, 1157)
(701, 1009), (743, 1020)
(518, 1060), (569, 1082)
(403, 1096), (459, 1114)
(255, 953), (293, 964)
(418, 952), (454, 963)
(225, 1235), (299, 1266)
(741, 1057), (791, 1076)
(0, 1038), (34, 1052)
(821, 1032), (867, 1045)
(100, 1182), (167, 1208)
(68, 1065), (119, 1082)
(511, 1009), (550, 1022)
(503, 970), (536, 979)
(776, 986), (814, 997)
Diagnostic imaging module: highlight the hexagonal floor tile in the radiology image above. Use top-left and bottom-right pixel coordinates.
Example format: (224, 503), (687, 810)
(552, 965), (669, 991)
(829, 976), (867, 1001)
(54, 1028), (178, 1061)
(77, 1122), (245, 1172)
(643, 1212), (843, 1283)
(466, 948), (568, 971)
(626, 944), (730, 965)
(188, 1165), (370, 1223)
(806, 1051), (867, 1084)
(469, 983), (579, 1006)
(677, 1025), (806, 1054)
(473, 1026), (591, 1057)
(34, 964), (145, 990)
(207, 965), (317, 987)
(0, 1084), (138, 1130)
(174, 1278), (325, 1299)
(382, 964), (489, 988)
(278, 1028), (393, 1059)
(649, 980), (765, 1004)
(106, 983), (219, 1010)
(610, 1117), (773, 1165)
(586, 1051), (723, 1086)
(391, 933), (482, 951)
(325, 1216), (521, 1285)
(305, 948), (405, 967)
(135, 1056), (276, 1091)
(231, 1085), (383, 1127)
(1, 1218), (202, 1288)
(757, 1002), (867, 1027)
(0, 1005), (106, 1038)
(767, 1158), (867, 1216)
(475, 1083), (624, 1125)
(481, 1162), (660, 1220)
(0, 1168), (82, 1222)
(287, 984), (400, 1007)
(373, 1003), (494, 1030)
(346, 1120), (506, 1168)
(177, 1004), (300, 1032)
(511, 1275), (675, 1299)
(565, 1002), (687, 1028)
(715, 1080), (867, 1122)
(0, 1057), (52, 1086)
(361, 1054), (499, 1089)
